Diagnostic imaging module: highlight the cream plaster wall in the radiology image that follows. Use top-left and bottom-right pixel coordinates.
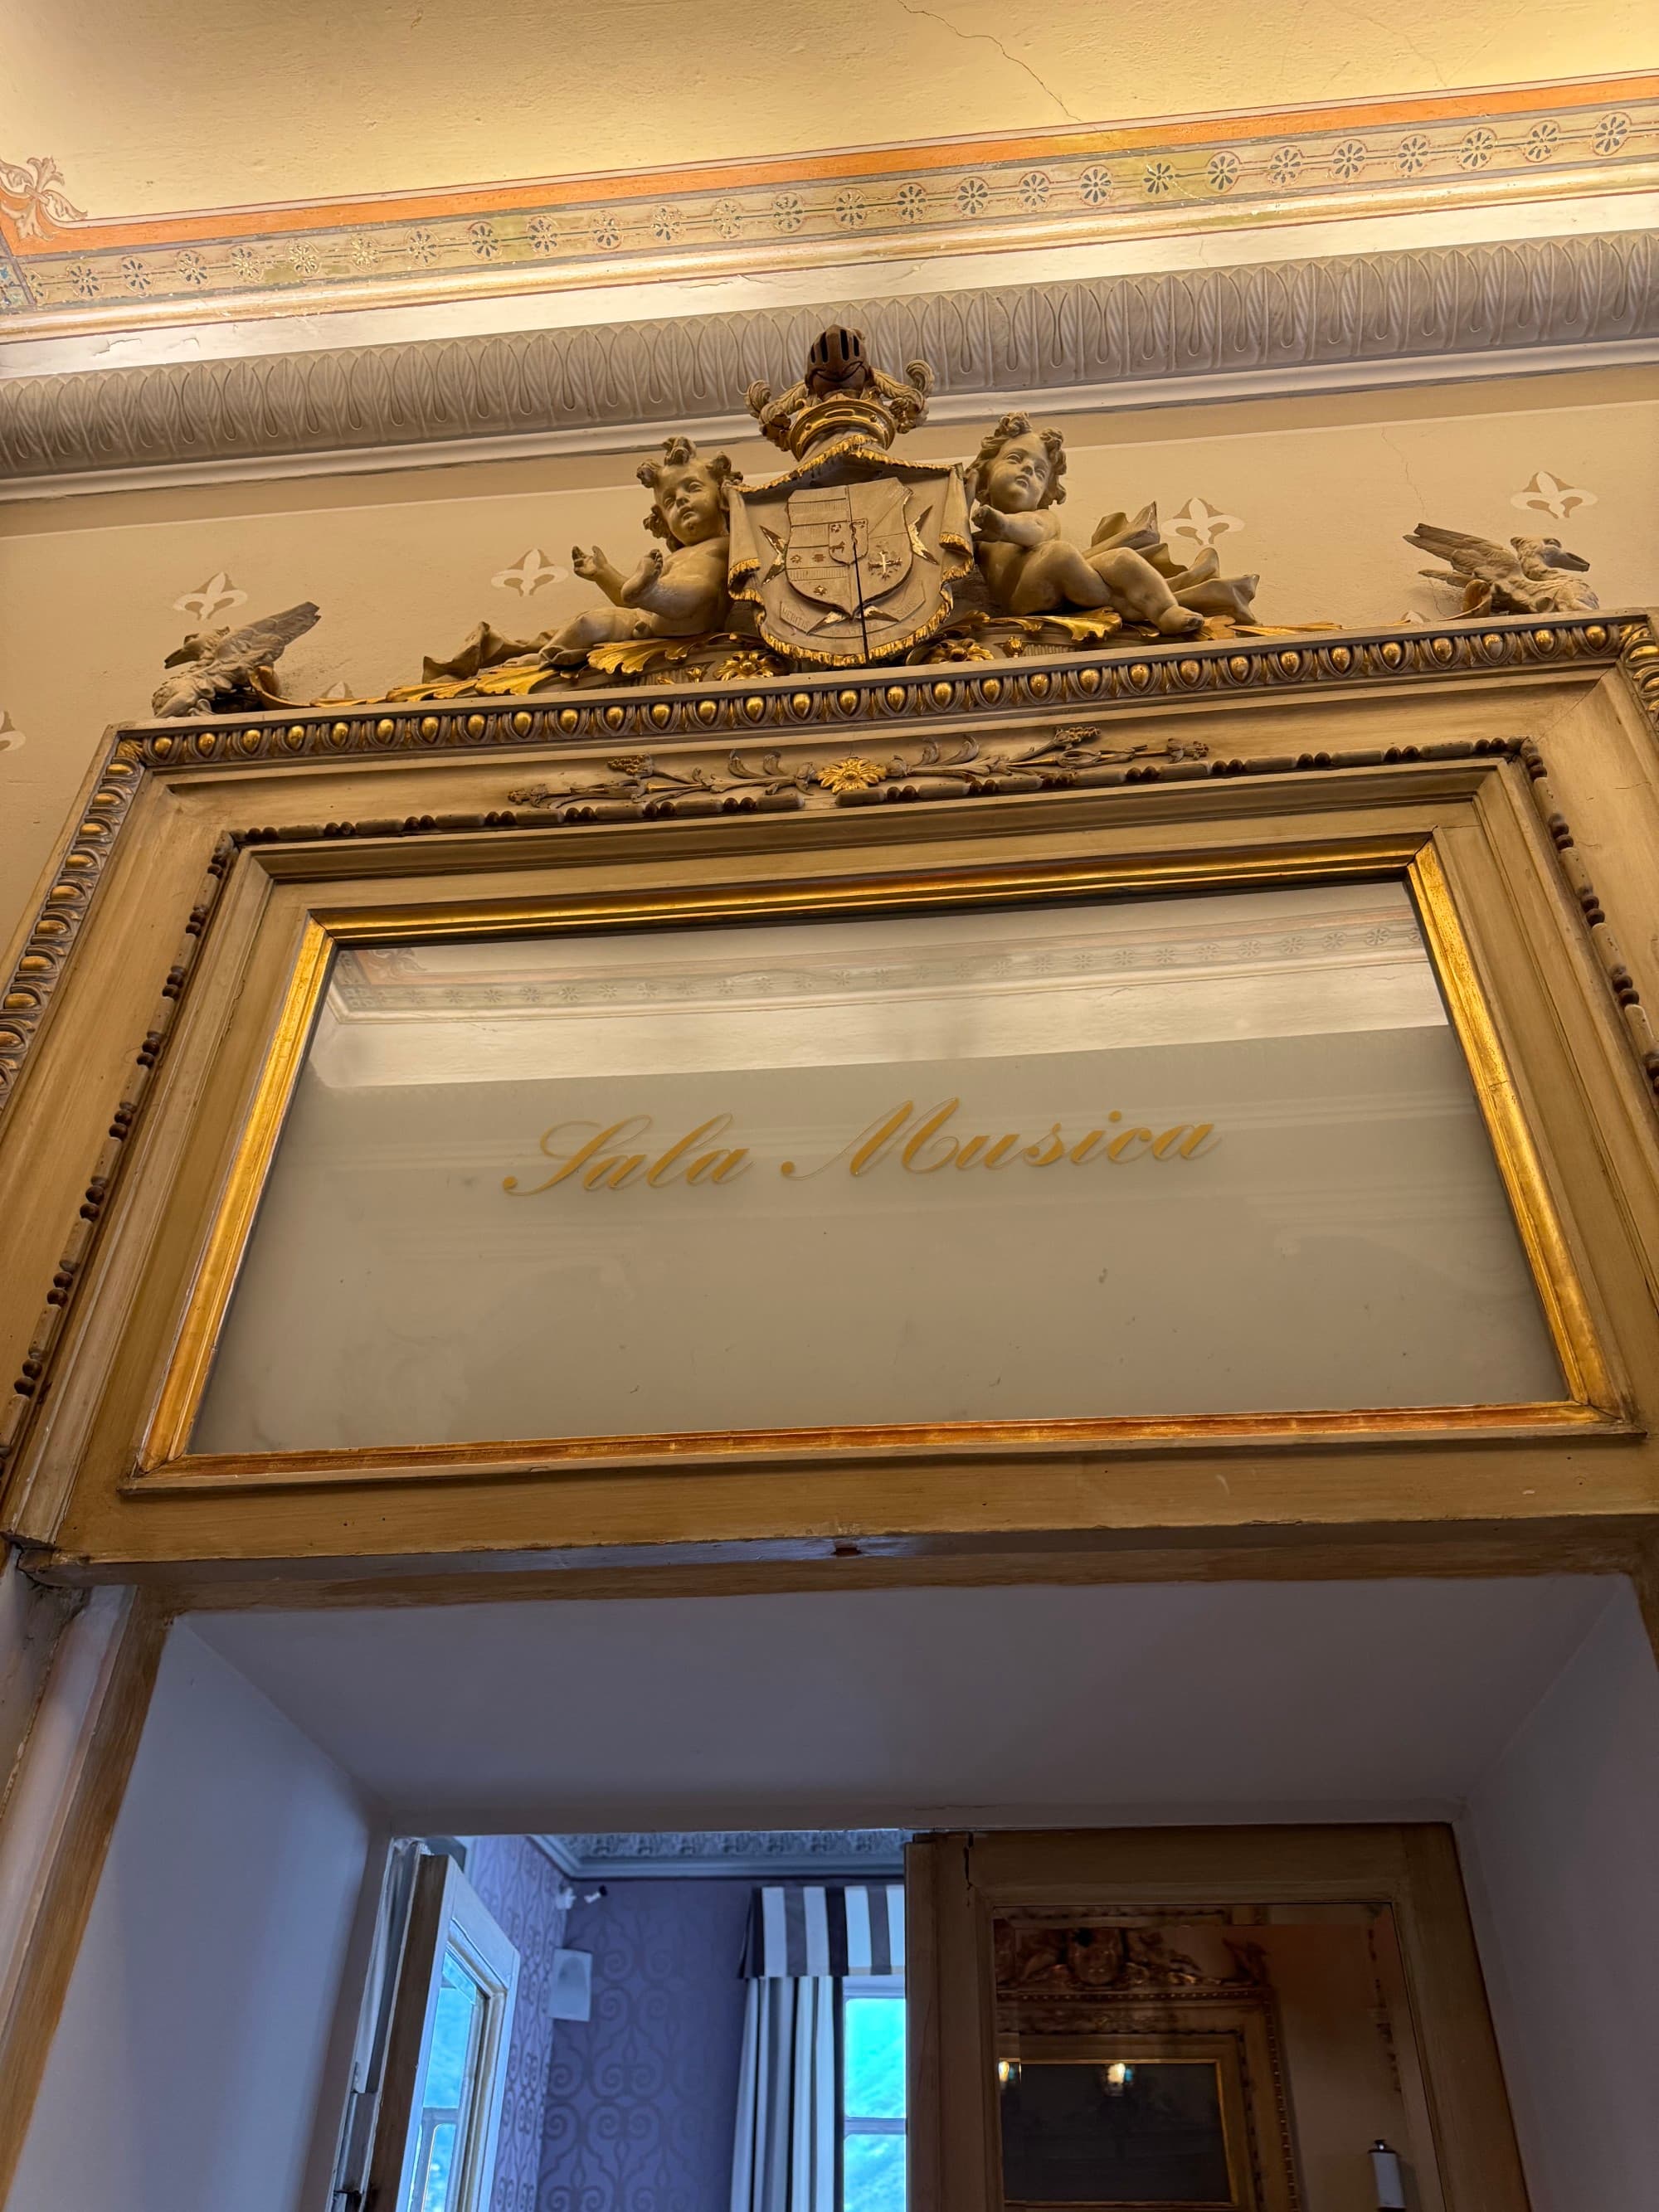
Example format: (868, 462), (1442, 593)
(7, 0), (1657, 216)
(2, 367), (1655, 963)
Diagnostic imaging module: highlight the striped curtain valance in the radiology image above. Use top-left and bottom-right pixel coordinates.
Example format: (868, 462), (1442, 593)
(741, 1884), (906, 1979)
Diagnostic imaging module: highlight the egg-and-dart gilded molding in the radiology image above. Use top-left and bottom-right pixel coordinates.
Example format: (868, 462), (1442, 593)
(4, 611), (1658, 1493)
(4, 231), (1659, 488)
(2, 74), (1655, 334)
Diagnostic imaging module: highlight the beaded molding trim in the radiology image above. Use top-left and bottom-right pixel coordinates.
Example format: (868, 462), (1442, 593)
(3, 834), (237, 1460)
(1519, 740), (1659, 1101)
(127, 616), (1628, 769)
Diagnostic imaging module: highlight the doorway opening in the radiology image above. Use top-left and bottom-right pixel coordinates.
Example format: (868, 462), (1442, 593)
(346, 1821), (1491, 2212)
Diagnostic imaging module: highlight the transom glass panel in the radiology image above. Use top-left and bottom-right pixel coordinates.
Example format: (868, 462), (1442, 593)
(189, 878), (1564, 1454)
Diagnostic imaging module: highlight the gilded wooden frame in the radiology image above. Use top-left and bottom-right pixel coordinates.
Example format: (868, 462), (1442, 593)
(4, 620), (1658, 1577)
(995, 2032), (1267, 2212)
(129, 829), (1619, 1494)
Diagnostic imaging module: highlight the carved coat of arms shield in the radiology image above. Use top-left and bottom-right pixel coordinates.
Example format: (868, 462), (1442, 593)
(783, 482), (912, 618)
(727, 452), (973, 667)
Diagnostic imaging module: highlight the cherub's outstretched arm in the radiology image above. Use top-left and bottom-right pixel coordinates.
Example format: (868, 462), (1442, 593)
(971, 505), (1054, 549)
(572, 546), (629, 605)
(619, 543), (730, 630)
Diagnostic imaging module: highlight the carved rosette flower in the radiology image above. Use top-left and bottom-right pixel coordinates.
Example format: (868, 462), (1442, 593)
(816, 758), (889, 795)
(716, 650), (783, 680)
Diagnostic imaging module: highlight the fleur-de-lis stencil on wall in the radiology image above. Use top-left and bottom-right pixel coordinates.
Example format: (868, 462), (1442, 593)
(173, 571), (247, 624)
(0, 709), (25, 754)
(1512, 471), (1597, 522)
(0, 153), (82, 238)
(493, 547), (569, 596)
(1170, 497), (1243, 550)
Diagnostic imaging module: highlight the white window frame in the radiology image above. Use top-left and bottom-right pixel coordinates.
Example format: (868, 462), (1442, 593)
(841, 1972), (907, 2198)
(366, 1853), (519, 2212)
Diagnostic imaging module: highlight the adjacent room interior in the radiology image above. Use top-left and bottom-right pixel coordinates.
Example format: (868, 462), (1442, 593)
(11, 1575), (1659, 2211)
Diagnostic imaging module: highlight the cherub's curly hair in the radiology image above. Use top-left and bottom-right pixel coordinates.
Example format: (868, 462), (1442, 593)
(967, 412), (1067, 507)
(639, 435), (742, 539)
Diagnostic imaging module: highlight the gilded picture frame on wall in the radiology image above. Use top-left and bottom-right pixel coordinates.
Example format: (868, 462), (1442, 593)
(127, 828), (1622, 1495)
(996, 2035), (1272, 2212)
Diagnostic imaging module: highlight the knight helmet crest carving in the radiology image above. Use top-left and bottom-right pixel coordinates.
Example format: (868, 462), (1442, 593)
(729, 328), (973, 666)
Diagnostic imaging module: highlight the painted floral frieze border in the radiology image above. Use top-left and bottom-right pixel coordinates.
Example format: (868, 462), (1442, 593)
(3, 78), (1654, 329)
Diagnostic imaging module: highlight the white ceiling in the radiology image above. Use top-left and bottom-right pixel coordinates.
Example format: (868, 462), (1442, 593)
(192, 1574), (1615, 1833)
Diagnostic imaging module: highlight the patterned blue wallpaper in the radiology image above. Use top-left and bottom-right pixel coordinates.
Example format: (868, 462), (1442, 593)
(468, 1835), (570, 2212)
(538, 1879), (753, 2212)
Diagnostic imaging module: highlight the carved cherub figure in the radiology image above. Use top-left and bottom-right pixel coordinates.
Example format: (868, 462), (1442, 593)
(968, 416), (1204, 637)
(542, 438), (740, 665)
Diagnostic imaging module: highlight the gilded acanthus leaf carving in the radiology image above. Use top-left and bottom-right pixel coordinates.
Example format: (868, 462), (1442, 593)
(503, 728), (1204, 817)
(507, 750), (817, 813)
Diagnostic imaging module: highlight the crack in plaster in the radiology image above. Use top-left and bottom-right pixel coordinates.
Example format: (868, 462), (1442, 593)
(892, 0), (1082, 124)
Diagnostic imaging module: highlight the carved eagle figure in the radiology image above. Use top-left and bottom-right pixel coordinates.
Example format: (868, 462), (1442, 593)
(152, 601), (322, 718)
(1403, 525), (1598, 615)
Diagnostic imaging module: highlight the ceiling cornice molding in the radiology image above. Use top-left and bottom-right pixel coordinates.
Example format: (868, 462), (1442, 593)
(536, 1830), (908, 1879)
(2, 231), (1655, 492)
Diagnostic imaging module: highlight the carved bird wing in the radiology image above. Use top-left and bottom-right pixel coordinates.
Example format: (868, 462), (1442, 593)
(1402, 524), (1522, 590)
(206, 600), (321, 674)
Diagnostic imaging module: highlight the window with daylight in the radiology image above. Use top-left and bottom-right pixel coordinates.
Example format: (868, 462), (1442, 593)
(843, 1977), (906, 2212)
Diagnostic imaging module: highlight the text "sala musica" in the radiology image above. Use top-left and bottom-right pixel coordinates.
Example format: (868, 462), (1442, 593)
(504, 1099), (1219, 1195)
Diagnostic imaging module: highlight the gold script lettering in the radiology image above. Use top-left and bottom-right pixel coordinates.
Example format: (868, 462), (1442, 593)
(902, 1100), (963, 1174)
(783, 1101), (917, 1180)
(646, 1115), (747, 1188)
(1022, 1124), (1067, 1166)
(506, 1114), (752, 1194)
(504, 1116), (653, 1195)
(510, 1103), (1220, 1192)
